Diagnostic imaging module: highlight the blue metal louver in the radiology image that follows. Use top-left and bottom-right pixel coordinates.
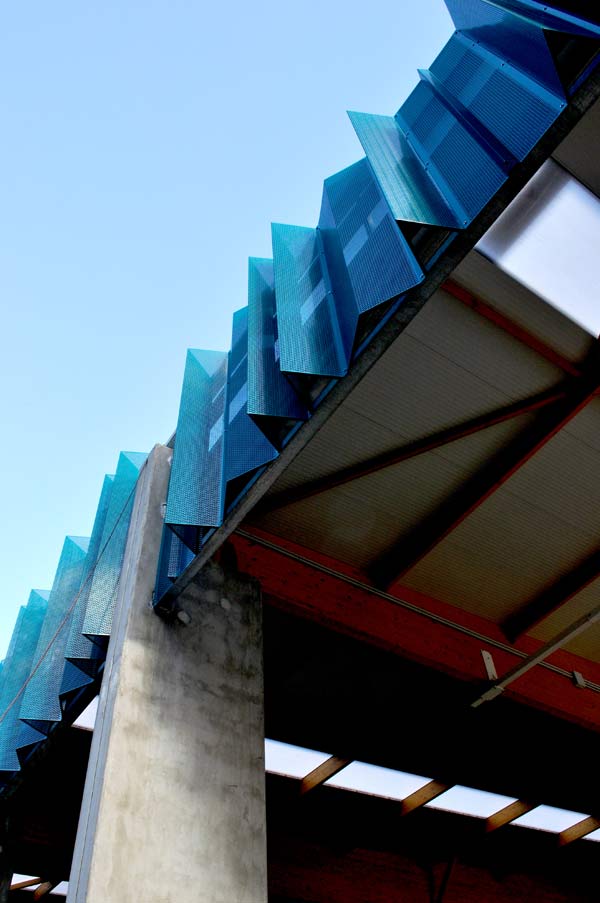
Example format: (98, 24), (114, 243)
(166, 349), (229, 533)
(225, 307), (278, 482)
(81, 452), (147, 641)
(350, 1), (570, 233)
(247, 257), (307, 423)
(0, 591), (48, 773)
(480, 1), (600, 40)
(63, 474), (115, 683)
(272, 223), (347, 376)
(444, 0), (567, 96)
(319, 158), (424, 320)
(20, 538), (90, 735)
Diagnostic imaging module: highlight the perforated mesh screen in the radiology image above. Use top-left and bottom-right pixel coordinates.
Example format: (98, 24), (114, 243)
(430, 34), (562, 160)
(225, 307), (277, 482)
(0, 592), (48, 772)
(65, 474), (114, 672)
(81, 452), (147, 640)
(444, 0), (565, 95)
(166, 350), (228, 528)
(20, 538), (90, 730)
(272, 223), (348, 376)
(247, 257), (306, 420)
(348, 111), (460, 227)
(320, 159), (424, 318)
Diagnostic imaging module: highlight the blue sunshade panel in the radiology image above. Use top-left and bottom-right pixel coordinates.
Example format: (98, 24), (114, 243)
(247, 258), (307, 422)
(318, 159), (425, 322)
(0, 591), (48, 773)
(225, 307), (278, 483)
(350, 0), (571, 233)
(473, 0), (600, 41)
(347, 112), (464, 227)
(81, 452), (148, 641)
(272, 223), (348, 377)
(64, 474), (115, 683)
(166, 349), (229, 533)
(154, 526), (196, 603)
(443, 0), (567, 96)
(20, 537), (91, 735)
(424, 33), (564, 162)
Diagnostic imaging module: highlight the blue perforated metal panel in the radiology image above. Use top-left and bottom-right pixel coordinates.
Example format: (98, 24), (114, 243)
(272, 223), (348, 376)
(166, 350), (228, 529)
(0, 591), (48, 772)
(64, 474), (115, 679)
(481, 0), (600, 39)
(397, 82), (507, 224)
(81, 452), (147, 640)
(347, 112), (462, 227)
(247, 258), (307, 421)
(154, 525), (196, 602)
(444, 0), (566, 95)
(319, 159), (424, 319)
(427, 33), (563, 160)
(225, 307), (278, 482)
(20, 537), (90, 733)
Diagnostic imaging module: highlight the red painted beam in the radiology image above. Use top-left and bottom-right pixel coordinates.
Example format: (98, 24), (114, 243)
(443, 280), (583, 378)
(256, 388), (566, 514)
(371, 377), (599, 589)
(233, 527), (600, 735)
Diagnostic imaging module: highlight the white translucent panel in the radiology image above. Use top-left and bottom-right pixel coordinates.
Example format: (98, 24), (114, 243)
(427, 785), (516, 818)
(584, 827), (600, 842)
(8, 876), (67, 895)
(326, 761), (430, 801)
(264, 738), (330, 777)
(513, 805), (589, 833)
(72, 696), (98, 731)
(478, 159), (600, 337)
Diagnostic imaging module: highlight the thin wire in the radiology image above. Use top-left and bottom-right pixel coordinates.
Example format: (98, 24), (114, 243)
(0, 481), (138, 727)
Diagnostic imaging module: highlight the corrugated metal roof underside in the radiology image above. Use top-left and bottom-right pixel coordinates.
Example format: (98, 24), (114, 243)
(251, 276), (600, 662)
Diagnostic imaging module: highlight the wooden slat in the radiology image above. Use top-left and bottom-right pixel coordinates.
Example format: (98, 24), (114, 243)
(559, 815), (600, 846)
(486, 800), (536, 833)
(10, 878), (43, 891)
(400, 780), (450, 816)
(300, 756), (352, 795)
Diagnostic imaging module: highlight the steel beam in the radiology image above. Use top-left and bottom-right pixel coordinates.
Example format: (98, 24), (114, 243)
(233, 529), (600, 734)
(257, 388), (566, 514)
(371, 376), (600, 589)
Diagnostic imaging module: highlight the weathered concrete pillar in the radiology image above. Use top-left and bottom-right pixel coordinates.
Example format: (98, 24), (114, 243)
(68, 445), (267, 903)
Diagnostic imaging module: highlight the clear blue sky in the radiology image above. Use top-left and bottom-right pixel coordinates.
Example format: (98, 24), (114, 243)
(0, 0), (454, 657)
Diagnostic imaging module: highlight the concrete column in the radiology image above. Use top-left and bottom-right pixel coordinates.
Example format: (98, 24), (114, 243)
(68, 445), (267, 903)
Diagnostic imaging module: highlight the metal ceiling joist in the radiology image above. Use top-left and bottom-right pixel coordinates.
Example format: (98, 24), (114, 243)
(258, 387), (567, 514)
(371, 374), (600, 589)
(503, 547), (600, 640)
